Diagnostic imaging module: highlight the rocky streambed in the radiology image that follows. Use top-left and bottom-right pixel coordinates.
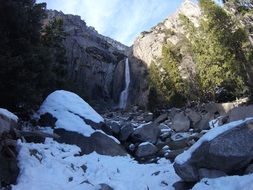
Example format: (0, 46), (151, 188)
(1, 91), (253, 190)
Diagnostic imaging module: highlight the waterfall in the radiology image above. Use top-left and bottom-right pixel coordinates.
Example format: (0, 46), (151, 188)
(119, 58), (130, 109)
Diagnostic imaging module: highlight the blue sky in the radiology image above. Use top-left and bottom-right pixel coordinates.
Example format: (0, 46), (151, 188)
(37, 0), (188, 46)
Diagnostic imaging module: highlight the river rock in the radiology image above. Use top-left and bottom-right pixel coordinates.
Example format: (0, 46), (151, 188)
(131, 123), (160, 144)
(135, 142), (158, 158)
(171, 112), (190, 132)
(185, 109), (201, 127)
(119, 123), (134, 141)
(154, 113), (168, 124)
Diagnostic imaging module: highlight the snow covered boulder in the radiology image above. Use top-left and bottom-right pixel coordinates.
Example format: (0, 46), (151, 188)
(36, 90), (126, 156)
(37, 90), (104, 134)
(0, 108), (18, 135)
(174, 118), (253, 182)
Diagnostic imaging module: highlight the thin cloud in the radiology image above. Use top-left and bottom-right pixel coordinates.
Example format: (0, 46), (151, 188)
(37, 0), (184, 46)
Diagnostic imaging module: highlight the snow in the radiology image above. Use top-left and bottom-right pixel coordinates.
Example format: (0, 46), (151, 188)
(136, 122), (152, 129)
(0, 108), (18, 121)
(13, 138), (180, 190)
(175, 118), (253, 165)
(193, 174), (253, 190)
(36, 90), (104, 137)
(139, 142), (153, 146)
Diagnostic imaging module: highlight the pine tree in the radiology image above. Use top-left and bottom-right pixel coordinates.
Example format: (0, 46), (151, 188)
(0, 0), (68, 113)
(180, 0), (247, 102)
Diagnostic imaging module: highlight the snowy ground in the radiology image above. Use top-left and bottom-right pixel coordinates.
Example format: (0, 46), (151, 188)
(12, 135), (253, 190)
(13, 138), (180, 190)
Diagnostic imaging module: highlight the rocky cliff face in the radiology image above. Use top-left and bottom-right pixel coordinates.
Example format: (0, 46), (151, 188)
(45, 10), (129, 103)
(129, 0), (201, 106)
(132, 0), (201, 78)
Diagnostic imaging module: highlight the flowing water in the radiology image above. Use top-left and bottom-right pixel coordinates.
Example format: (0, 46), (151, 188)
(119, 58), (130, 109)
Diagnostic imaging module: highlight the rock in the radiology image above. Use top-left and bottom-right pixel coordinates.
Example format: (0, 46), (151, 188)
(0, 108), (18, 135)
(131, 123), (160, 144)
(171, 112), (190, 132)
(128, 144), (136, 152)
(109, 121), (121, 134)
(228, 105), (253, 122)
(0, 109), (19, 187)
(98, 183), (113, 190)
(159, 123), (171, 131)
(154, 113), (168, 124)
(194, 112), (213, 131)
(198, 168), (227, 179)
(174, 119), (253, 182)
(135, 142), (158, 158)
(143, 113), (153, 122)
(38, 113), (57, 128)
(45, 10), (128, 102)
(165, 148), (188, 161)
(0, 145), (20, 187)
(55, 129), (126, 156)
(244, 164), (253, 175)
(160, 132), (172, 141)
(171, 132), (191, 142)
(119, 123), (134, 141)
(185, 109), (201, 127)
(167, 139), (189, 150)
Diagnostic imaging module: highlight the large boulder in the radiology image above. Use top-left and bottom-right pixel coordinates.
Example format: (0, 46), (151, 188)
(131, 123), (160, 144)
(36, 90), (127, 156)
(171, 112), (190, 132)
(54, 129), (126, 156)
(119, 123), (134, 141)
(228, 105), (253, 122)
(0, 108), (18, 135)
(185, 109), (201, 128)
(174, 119), (253, 182)
(0, 108), (19, 187)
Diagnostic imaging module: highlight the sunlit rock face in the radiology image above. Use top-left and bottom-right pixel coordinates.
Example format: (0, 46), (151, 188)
(133, 0), (201, 78)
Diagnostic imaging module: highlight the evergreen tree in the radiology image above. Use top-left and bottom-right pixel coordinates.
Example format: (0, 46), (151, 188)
(148, 46), (186, 110)
(0, 0), (67, 113)
(181, 0), (247, 102)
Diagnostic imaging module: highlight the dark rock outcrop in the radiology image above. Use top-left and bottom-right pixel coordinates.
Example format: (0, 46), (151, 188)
(131, 123), (160, 144)
(0, 109), (19, 188)
(54, 129), (126, 156)
(45, 11), (129, 102)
